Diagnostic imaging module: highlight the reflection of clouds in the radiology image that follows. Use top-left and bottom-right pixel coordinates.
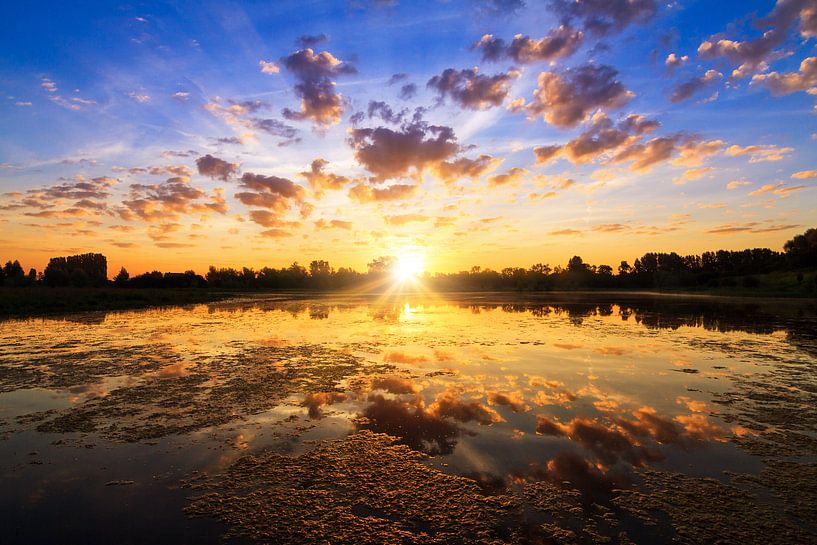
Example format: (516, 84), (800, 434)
(674, 413), (726, 442)
(536, 415), (661, 466)
(428, 388), (503, 425)
(594, 346), (630, 356)
(528, 376), (565, 388)
(537, 404), (729, 472)
(302, 391), (348, 419)
(154, 360), (195, 378)
(553, 343), (583, 350)
(370, 375), (420, 395)
(432, 348), (456, 361)
(528, 376), (577, 406)
(232, 431), (252, 449)
(541, 451), (629, 498)
(356, 394), (459, 455)
(676, 395), (707, 413)
(534, 390), (577, 406)
(383, 351), (429, 364)
(487, 391), (529, 413)
(614, 407), (683, 445)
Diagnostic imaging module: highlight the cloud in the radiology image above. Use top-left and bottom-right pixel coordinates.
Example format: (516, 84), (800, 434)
(592, 223), (629, 232)
(535, 113), (659, 166)
(475, 26), (583, 64)
(387, 73), (408, 85)
(258, 229), (293, 238)
(122, 165), (193, 177)
(550, 228), (582, 235)
(697, 0), (817, 77)
(155, 242), (194, 248)
(549, 0), (658, 36)
(399, 83), (418, 100)
(727, 179), (753, 189)
(162, 149), (198, 159)
(613, 134), (694, 172)
(121, 176), (227, 222)
(296, 33), (328, 48)
(196, 154), (239, 181)
(473, 0), (526, 17)
(383, 213), (430, 225)
(300, 159), (352, 196)
(127, 91), (150, 103)
(41, 77), (57, 92)
(792, 169), (817, 179)
(748, 182), (806, 196)
(725, 144), (794, 162)
(751, 56), (817, 95)
(533, 145), (562, 164)
(671, 138), (725, 167)
(665, 53), (688, 70)
(246, 210), (300, 228)
(525, 64), (634, 128)
(705, 223), (756, 234)
(253, 118), (301, 146)
(281, 48), (356, 127)
(348, 182), (418, 202)
(4, 175), (117, 218)
(235, 172), (306, 214)
(670, 70), (722, 102)
(432, 154), (503, 185)
(488, 167), (527, 186)
(214, 136), (243, 145)
(226, 99), (270, 113)
(749, 223), (801, 233)
(673, 166), (715, 185)
(348, 120), (459, 181)
(314, 218), (352, 230)
(427, 67), (520, 110)
(147, 222), (181, 241)
(367, 100), (407, 124)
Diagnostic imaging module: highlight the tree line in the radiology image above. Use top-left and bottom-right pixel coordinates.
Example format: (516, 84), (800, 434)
(2, 228), (816, 292)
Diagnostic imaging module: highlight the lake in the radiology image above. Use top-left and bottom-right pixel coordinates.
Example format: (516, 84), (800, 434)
(1, 293), (815, 544)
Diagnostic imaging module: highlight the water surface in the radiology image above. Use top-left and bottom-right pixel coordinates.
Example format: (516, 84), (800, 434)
(1, 293), (815, 543)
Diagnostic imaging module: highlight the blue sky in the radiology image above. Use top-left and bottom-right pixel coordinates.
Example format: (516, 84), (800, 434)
(0, 0), (815, 273)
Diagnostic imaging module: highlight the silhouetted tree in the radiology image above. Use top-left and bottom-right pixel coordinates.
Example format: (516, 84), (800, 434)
(367, 256), (396, 274)
(44, 253), (107, 287)
(784, 228), (817, 267)
(114, 267), (130, 287)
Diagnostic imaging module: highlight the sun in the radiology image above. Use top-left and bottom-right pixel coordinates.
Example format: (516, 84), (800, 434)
(394, 253), (425, 282)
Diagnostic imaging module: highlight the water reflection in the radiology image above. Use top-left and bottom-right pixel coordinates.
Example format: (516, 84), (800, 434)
(0, 293), (815, 543)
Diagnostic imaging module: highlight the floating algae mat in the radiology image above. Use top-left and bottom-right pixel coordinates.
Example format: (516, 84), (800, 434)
(1, 293), (816, 543)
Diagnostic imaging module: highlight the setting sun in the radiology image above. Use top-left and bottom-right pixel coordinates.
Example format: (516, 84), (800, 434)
(394, 254), (425, 282)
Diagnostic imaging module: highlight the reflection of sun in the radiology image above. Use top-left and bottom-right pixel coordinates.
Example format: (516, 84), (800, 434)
(394, 253), (425, 282)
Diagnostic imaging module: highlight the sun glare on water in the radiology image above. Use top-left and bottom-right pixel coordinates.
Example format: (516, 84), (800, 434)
(394, 254), (425, 282)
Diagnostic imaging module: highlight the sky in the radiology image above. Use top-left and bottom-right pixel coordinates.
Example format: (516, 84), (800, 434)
(0, 0), (815, 275)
